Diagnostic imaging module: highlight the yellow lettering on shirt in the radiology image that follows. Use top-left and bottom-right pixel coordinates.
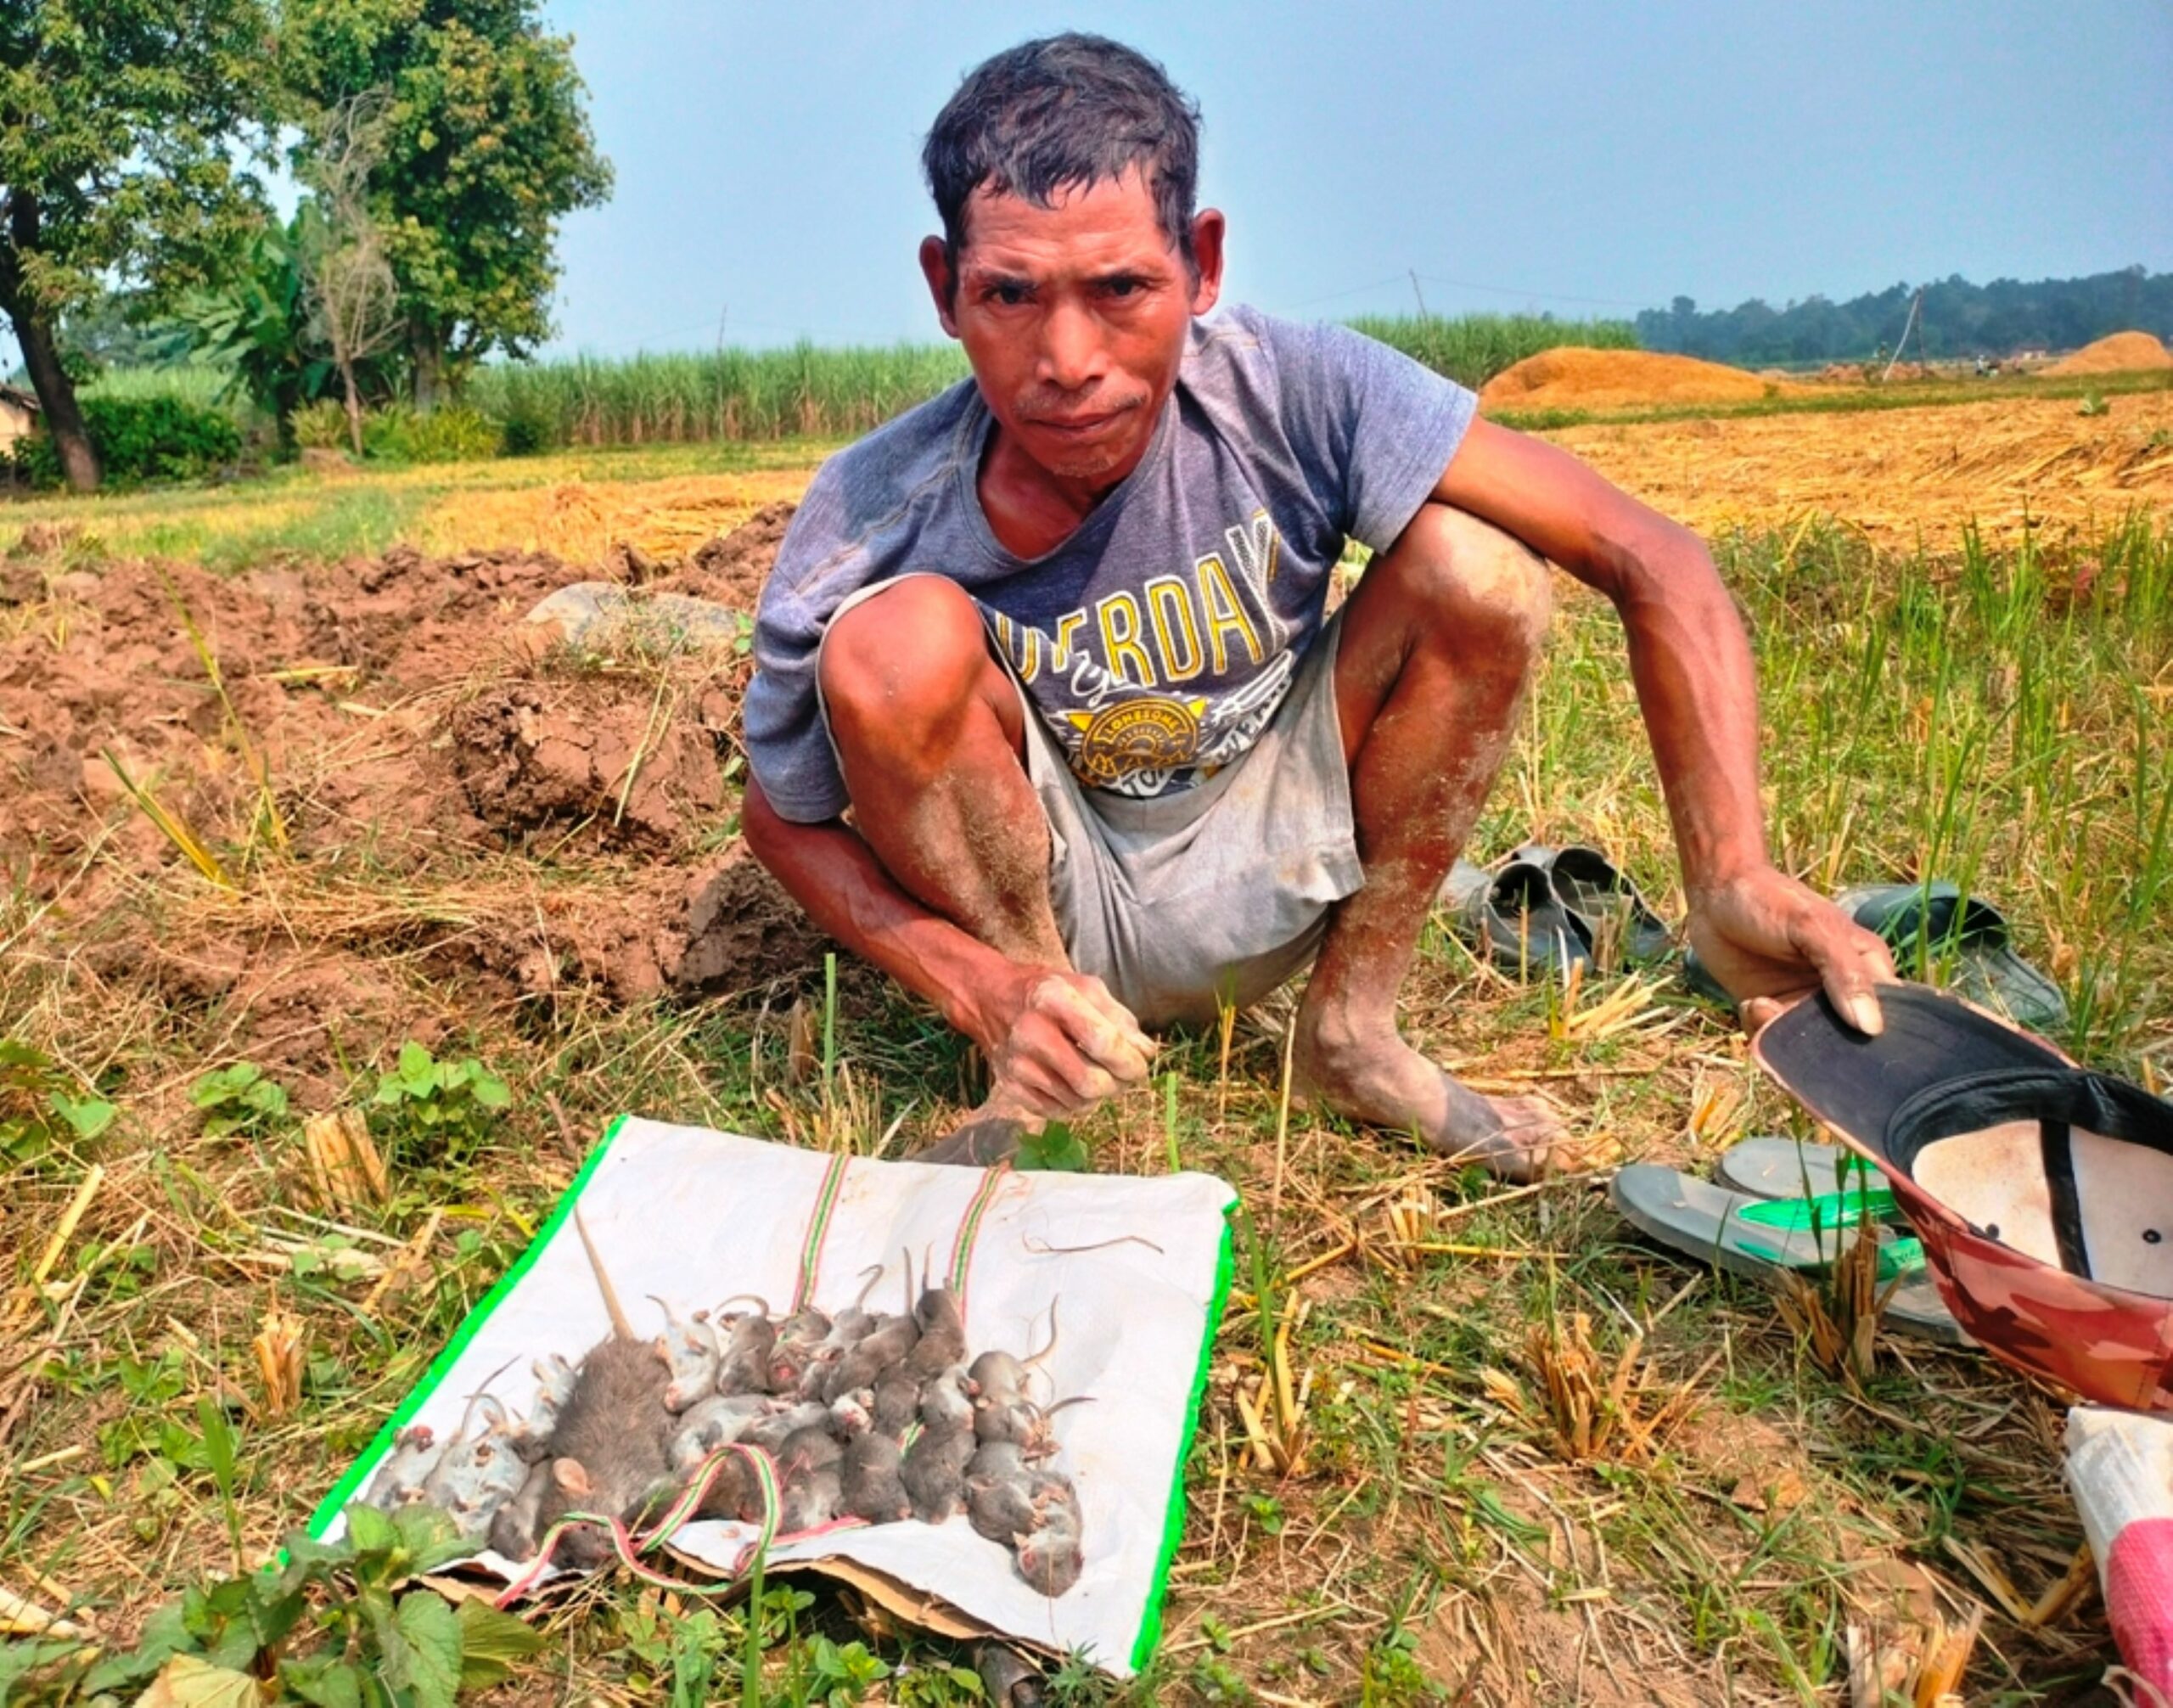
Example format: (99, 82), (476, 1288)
(1096, 593), (1157, 688)
(1195, 553), (1264, 673)
(1144, 574), (1204, 682)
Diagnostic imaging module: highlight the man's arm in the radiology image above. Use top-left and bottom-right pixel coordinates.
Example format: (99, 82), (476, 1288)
(1434, 418), (1893, 1033)
(741, 778), (1154, 1114)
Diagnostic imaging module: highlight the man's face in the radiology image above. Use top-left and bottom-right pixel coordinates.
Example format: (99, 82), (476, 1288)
(922, 170), (1223, 486)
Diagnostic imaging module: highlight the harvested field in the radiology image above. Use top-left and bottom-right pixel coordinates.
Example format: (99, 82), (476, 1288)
(1, 384), (2169, 1704)
(1480, 346), (1807, 413)
(1550, 390), (2173, 550)
(2043, 329), (2173, 377)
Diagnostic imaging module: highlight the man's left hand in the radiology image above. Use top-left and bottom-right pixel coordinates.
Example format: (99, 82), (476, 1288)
(1684, 864), (1896, 1037)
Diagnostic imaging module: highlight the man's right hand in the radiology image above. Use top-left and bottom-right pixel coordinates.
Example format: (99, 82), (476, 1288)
(965, 965), (1157, 1120)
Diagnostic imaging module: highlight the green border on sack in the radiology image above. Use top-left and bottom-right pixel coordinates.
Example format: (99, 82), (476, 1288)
(1128, 1193), (1237, 1674)
(306, 1113), (632, 1539)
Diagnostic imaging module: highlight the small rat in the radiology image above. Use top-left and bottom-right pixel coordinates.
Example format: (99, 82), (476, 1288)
(769, 1306), (834, 1398)
(508, 1355), (577, 1462)
(968, 1298), (1059, 1408)
(362, 1424), (439, 1510)
(828, 1390), (874, 1438)
(714, 1300), (778, 1396)
(776, 1462), (842, 1534)
(528, 1208), (677, 1568)
(652, 1295), (720, 1412)
(840, 1428), (912, 1523)
(486, 1458), (553, 1560)
(1014, 1469), (1083, 1595)
(817, 1264), (888, 1356)
(690, 1448), (759, 1522)
(903, 1248), (969, 1379)
(964, 1441), (1038, 1545)
(428, 1396), (529, 1544)
(901, 1366), (978, 1523)
(977, 1393), (1095, 1458)
(668, 1392), (771, 1475)
(868, 1368), (919, 1441)
(821, 1281), (921, 1402)
(741, 1399), (830, 1455)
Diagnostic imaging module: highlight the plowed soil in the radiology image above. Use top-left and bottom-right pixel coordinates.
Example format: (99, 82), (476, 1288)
(0, 506), (820, 1113)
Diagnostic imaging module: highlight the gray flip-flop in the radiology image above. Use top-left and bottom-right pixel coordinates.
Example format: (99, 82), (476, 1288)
(1610, 1161), (1970, 1345)
(917, 1116), (1025, 1167)
(1462, 855), (1590, 979)
(1513, 844), (1673, 967)
(1837, 882), (2068, 1035)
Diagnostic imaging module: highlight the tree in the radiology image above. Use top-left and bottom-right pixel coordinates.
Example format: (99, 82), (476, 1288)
(282, 0), (611, 410)
(0, 0), (274, 490)
(298, 92), (404, 455)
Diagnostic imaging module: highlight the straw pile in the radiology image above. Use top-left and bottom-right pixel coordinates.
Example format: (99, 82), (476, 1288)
(1480, 347), (1809, 413)
(2043, 331), (2173, 377)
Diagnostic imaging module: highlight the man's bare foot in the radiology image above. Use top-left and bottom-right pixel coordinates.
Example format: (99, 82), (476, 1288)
(1293, 1021), (1572, 1183)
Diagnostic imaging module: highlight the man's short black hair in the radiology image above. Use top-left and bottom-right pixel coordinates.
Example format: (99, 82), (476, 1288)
(922, 34), (1203, 286)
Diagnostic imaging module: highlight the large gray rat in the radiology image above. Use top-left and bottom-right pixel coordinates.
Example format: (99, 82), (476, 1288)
(527, 1208), (677, 1569)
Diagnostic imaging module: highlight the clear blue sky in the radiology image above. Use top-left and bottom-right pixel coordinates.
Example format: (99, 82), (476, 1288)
(536, 0), (2173, 355)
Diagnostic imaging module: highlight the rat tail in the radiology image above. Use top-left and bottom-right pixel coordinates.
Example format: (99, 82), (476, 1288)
(851, 1263), (884, 1312)
(1025, 1296), (1060, 1371)
(574, 1205), (637, 1341)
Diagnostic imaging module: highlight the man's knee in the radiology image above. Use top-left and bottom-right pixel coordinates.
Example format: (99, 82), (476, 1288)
(1379, 503), (1552, 671)
(818, 575), (992, 743)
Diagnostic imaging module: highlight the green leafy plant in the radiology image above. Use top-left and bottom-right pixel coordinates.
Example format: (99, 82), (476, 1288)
(361, 404), (503, 464)
(191, 1061), (290, 1140)
(3, 1503), (540, 1706)
(801, 1636), (895, 1705)
(371, 1041), (512, 1160)
(0, 1038), (116, 1165)
(290, 397), (351, 451)
(1014, 1119), (1089, 1173)
(2079, 389), (2109, 417)
(11, 395), (242, 488)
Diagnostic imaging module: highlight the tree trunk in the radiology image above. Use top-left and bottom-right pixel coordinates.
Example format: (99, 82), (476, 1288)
(409, 318), (443, 414)
(340, 358), (365, 458)
(0, 194), (100, 492)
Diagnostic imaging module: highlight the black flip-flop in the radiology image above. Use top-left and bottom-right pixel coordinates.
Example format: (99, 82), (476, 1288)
(1837, 882), (2068, 1034)
(1711, 1136), (1970, 1343)
(1513, 844), (1673, 968)
(1461, 855), (1590, 979)
(1610, 1161), (1970, 1344)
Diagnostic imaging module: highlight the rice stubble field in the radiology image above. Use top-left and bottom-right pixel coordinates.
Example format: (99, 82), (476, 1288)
(0, 377), (2169, 1704)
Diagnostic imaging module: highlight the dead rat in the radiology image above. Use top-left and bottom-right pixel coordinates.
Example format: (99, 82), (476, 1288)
(652, 1295), (719, 1412)
(968, 1298), (1059, 1410)
(840, 1428), (912, 1523)
(817, 1263), (888, 1356)
(901, 1365), (978, 1523)
(362, 1424), (438, 1510)
(668, 1392), (771, 1475)
(963, 1440), (1038, 1545)
(508, 1355), (577, 1462)
(976, 1393), (1095, 1459)
(768, 1306), (834, 1397)
(486, 1458), (553, 1561)
(903, 1247), (968, 1379)
(713, 1297), (778, 1396)
(1014, 1469), (1084, 1595)
(528, 1207), (677, 1569)
(774, 1423), (845, 1534)
(428, 1396), (529, 1545)
(740, 1399), (830, 1455)
(868, 1368), (919, 1441)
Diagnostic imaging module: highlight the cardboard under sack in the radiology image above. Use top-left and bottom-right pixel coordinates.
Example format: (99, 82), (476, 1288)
(312, 1118), (1237, 1677)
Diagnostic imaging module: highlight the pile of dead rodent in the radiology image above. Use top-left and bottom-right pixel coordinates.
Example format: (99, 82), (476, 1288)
(360, 1212), (1086, 1596)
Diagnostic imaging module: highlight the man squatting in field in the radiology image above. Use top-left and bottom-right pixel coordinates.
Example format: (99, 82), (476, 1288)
(740, 35), (1897, 1181)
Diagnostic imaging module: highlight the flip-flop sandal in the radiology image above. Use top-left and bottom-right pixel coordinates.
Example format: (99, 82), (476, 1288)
(1679, 944), (1737, 1010)
(1713, 1135), (1972, 1344)
(1610, 1161), (1971, 1344)
(1837, 882), (2068, 1034)
(1461, 855), (1591, 979)
(916, 1115), (1025, 1167)
(1513, 843), (1673, 967)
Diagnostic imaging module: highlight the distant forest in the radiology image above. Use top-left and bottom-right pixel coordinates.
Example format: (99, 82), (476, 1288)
(1636, 267), (2173, 367)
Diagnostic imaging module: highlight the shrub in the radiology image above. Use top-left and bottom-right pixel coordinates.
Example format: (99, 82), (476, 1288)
(362, 403), (502, 464)
(11, 395), (243, 488)
(290, 398), (349, 451)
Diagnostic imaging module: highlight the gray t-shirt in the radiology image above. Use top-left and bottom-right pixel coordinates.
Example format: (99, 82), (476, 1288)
(744, 303), (1476, 823)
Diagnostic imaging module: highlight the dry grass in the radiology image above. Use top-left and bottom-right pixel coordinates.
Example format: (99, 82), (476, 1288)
(0, 387), (2166, 1703)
